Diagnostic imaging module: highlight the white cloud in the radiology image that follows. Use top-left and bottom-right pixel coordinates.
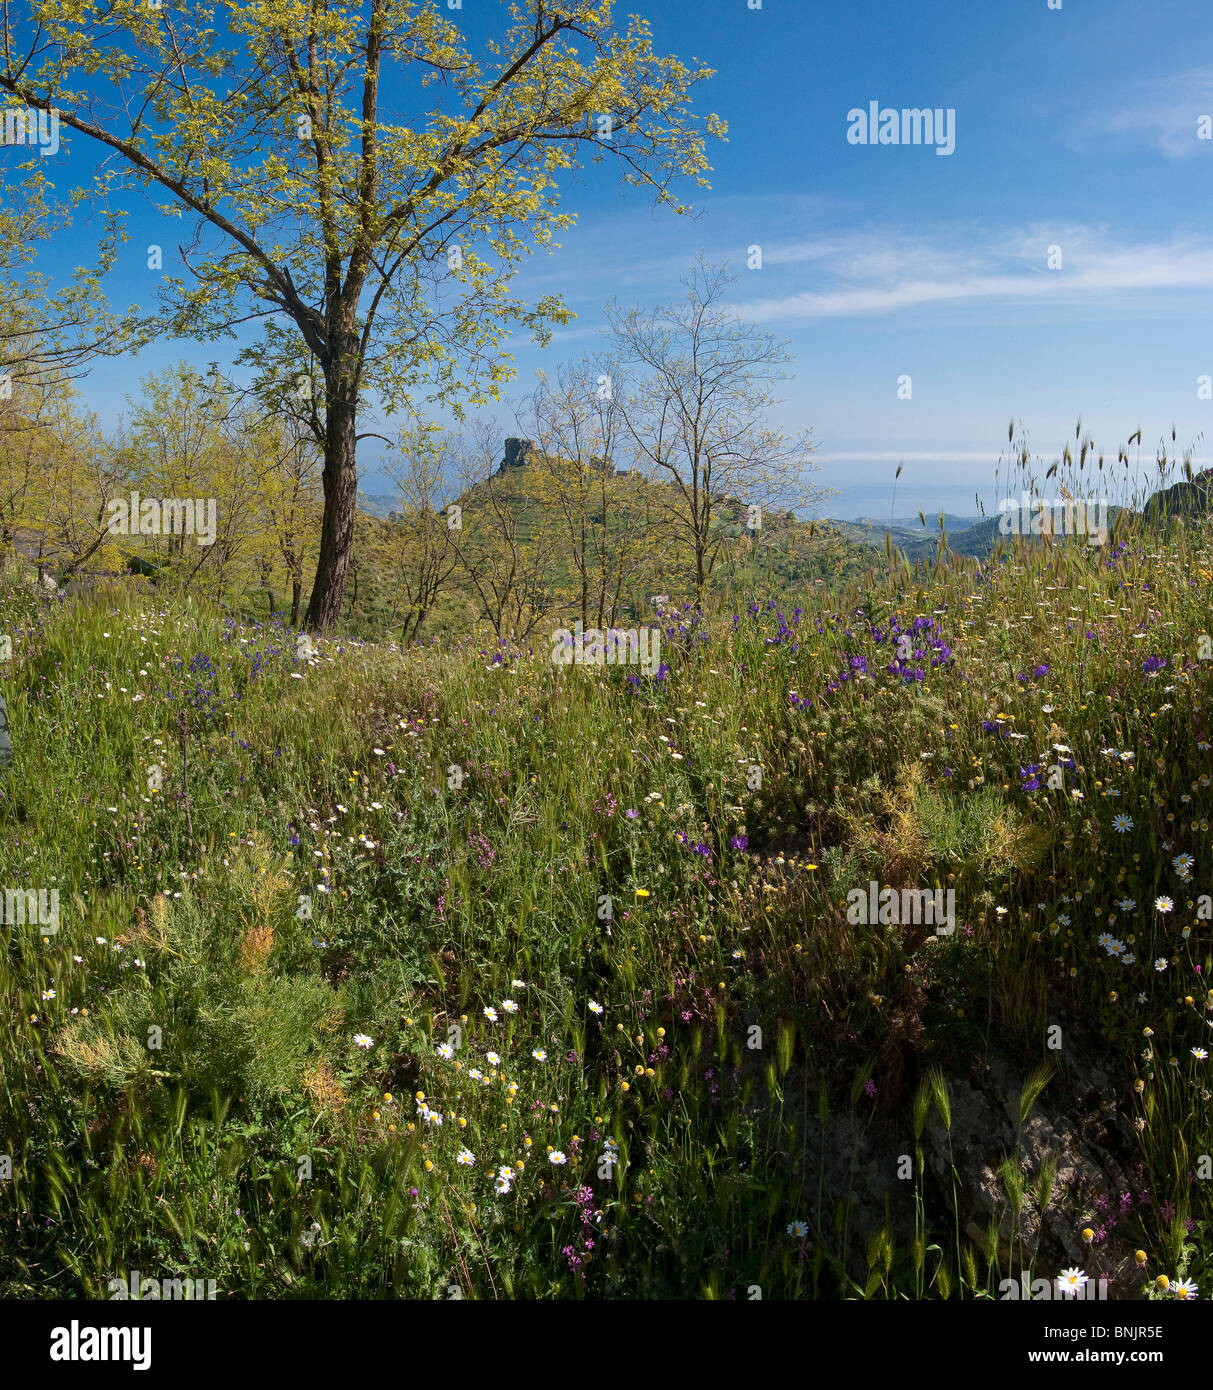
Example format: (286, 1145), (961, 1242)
(813, 450), (1001, 464)
(1066, 65), (1213, 158)
(733, 228), (1213, 322)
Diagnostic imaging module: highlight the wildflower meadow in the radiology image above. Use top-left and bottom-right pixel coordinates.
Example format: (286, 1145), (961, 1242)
(3, 497), (1212, 1308)
(0, 0), (1210, 1370)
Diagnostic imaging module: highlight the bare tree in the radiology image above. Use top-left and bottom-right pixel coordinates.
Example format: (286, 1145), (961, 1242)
(607, 258), (823, 598)
(385, 425), (461, 645)
(259, 409), (325, 628)
(519, 357), (661, 628)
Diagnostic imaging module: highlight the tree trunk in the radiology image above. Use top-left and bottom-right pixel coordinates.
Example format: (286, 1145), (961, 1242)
(304, 373), (359, 633)
(290, 576), (302, 628)
(580, 515), (588, 630)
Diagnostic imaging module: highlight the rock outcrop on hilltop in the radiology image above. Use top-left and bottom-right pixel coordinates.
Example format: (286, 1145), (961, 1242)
(499, 438), (617, 475)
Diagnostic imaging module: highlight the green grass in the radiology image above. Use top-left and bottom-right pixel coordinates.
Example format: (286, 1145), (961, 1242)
(1, 513), (1211, 1300)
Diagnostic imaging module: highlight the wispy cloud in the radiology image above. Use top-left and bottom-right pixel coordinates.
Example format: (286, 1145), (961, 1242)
(813, 451), (1002, 464)
(733, 227), (1213, 322)
(1065, 64), (1213, 158)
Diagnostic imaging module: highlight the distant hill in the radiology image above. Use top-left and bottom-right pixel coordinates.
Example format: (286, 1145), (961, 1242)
(342, 460), (880, 638)
(357, 492), (402, 520)
(824, 504), (1133, 563)
(823, 517), (955, 562)
(845, 513), (982, 533)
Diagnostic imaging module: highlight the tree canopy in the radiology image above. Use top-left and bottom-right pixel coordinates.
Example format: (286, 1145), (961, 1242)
(0, 0), (723, 629)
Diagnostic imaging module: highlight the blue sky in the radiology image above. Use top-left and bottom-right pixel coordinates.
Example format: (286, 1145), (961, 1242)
(21, 0), (1213, 518)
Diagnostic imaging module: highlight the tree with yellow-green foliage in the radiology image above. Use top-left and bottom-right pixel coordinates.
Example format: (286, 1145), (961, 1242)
(119, 365), (228, 560)
(382, 424), (461, 645)
(115, 365), (249, 595)
(0, 138), (135, 583)
(0, 168), (132, 392)
(6, 383), (129, 585)
(0, 0), (723, 633)
(254, 410), (325, 627)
